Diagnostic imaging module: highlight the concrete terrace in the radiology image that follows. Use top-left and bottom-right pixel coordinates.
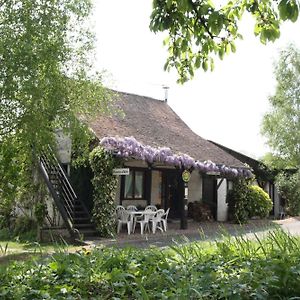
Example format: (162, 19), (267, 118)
(84, 218), (299, 249)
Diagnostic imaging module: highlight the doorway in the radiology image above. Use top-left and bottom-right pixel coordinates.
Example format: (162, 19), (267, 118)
(202, 176), (217, 219)
(162, 170), (184, 219)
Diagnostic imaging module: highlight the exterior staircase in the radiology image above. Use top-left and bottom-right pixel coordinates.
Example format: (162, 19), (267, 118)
(39, 149), (97, 240)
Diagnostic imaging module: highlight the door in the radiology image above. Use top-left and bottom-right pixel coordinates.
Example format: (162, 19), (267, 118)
(162, 170), (183, 219)
(202, 176), (217, 219)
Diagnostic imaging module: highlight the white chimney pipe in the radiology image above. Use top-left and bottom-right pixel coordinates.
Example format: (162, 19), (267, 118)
(162, 86), (169, 102)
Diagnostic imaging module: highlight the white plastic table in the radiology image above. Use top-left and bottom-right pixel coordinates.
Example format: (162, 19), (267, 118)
(127, 210), (156, 233)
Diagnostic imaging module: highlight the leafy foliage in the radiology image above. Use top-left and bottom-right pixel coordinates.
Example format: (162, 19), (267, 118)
(262, 44), (300, 168)
(227, 179), (272, 223)
(89, 147), (120, 237)
(0, 136), (40, 229)
(0, 0), (114, 233)
(1, 230), (300, 298)
(150, 0), (299, 83)
(70, 119), (95, 169)
(227, 179), (250, 223)
(262, 152), (294, 170)
(276, 170), (300, 216)
(248, 185), (273, 218)
(13, 215), (37, 236)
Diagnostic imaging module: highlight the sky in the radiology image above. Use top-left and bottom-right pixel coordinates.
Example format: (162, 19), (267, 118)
(92, 1), (300, 159)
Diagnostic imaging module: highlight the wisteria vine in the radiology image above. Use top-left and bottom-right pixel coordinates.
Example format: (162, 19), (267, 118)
(100, 136), (252, 178)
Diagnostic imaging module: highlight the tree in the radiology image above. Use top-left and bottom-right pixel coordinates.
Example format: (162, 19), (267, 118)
(261, 44), (300, 168)
(276, 170), (300, 215)
(0, 0), (113, 227)
(262, 152), (293, 170)
(0, 0), (113, 142)
(150, 0), (299, 83)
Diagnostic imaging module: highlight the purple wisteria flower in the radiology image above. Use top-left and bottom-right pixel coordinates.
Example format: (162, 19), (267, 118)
(100, 136), (252, 178)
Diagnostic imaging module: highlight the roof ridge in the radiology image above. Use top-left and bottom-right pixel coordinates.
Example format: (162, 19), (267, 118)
(110, 88), (167, 104)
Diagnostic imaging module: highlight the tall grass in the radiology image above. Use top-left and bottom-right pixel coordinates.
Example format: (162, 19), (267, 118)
(0, 229), (300, 299)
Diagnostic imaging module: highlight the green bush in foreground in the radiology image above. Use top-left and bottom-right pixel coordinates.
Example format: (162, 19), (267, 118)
(0, 230), (300, 299)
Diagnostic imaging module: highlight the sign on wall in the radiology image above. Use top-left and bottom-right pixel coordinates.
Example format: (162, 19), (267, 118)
(182, 170), (191, 183)
(113, 168), (130, 176)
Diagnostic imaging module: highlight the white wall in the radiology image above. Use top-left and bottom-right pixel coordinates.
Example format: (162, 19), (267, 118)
(55, 129), (72, 164)
(217, 178), (228, 222)
(45, 194), (64, 226)
(114, 177), (121, 205)
(188, 171), (202, 203)
(151, 170), (162, 206)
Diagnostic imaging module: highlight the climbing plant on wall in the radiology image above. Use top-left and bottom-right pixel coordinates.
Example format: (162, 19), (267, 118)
(89, 146), (120, 237)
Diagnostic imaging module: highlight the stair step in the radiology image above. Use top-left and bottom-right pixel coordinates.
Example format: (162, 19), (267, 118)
(73, 218), (91, 224)
(73, 214), (90, 219)
(73, 216), (90, 221)
(74, 223), (94, 229)
(73, 204), (85, 209)
(40, 151), (96, 241)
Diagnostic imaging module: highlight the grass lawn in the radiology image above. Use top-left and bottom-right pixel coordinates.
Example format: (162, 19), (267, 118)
(0, 240), (82, 266)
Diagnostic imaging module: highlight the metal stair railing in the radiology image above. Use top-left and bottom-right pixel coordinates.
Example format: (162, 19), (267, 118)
(38, 148), (92, 239)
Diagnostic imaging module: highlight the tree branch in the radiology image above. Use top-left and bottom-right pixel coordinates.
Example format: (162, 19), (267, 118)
(189, 0), (216, 40)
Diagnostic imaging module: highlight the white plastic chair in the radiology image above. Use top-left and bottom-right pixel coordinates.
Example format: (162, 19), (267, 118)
(161, 208), (170, 232)
(145, 205), (157, 212)
(126, 205), (138, 229)
(126, 205), (138, 211)
(134, 212), (152, 235)
(115, 205), (125, 220)
(150, 209), (165, 234)
(117, 210), (131, 235)
(116, 205), (125, 213)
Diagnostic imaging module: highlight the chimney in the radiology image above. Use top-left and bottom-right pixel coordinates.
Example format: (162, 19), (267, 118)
(162, 86), (169, 102)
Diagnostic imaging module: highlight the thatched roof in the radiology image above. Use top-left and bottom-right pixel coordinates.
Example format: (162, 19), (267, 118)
(209, 141), (276, 180)
(88, 91), (246, 168)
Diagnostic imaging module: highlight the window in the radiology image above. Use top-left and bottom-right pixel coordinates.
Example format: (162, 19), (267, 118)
(122, 170), (145, 200)
(227, 180), (233, 192)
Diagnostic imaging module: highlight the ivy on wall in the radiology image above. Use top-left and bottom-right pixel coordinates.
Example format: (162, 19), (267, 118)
(89, 146), (120, 237)
(227, 179), (250, 224)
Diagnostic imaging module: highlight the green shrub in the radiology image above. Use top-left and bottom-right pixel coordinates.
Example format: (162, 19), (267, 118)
(13, 215), (37, 235)
(34, 202), (47, 226)
(1, 230), (300, 299)
(0, 228), (11, 240)
(276, 170), (300, 216)
(248, 185), (273, 218)
(227, 179), (272, 223)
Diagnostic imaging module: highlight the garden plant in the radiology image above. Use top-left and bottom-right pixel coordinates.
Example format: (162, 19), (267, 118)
(0, 230), (300, 299)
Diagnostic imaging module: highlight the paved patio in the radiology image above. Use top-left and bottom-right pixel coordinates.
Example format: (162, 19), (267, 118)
(84, 217), (297, 249)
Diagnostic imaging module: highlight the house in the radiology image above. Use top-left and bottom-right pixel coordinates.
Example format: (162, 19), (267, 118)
(62, 91), (252, 227)
(45, 90), (259, 238)
(209, 141), (281, 218)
